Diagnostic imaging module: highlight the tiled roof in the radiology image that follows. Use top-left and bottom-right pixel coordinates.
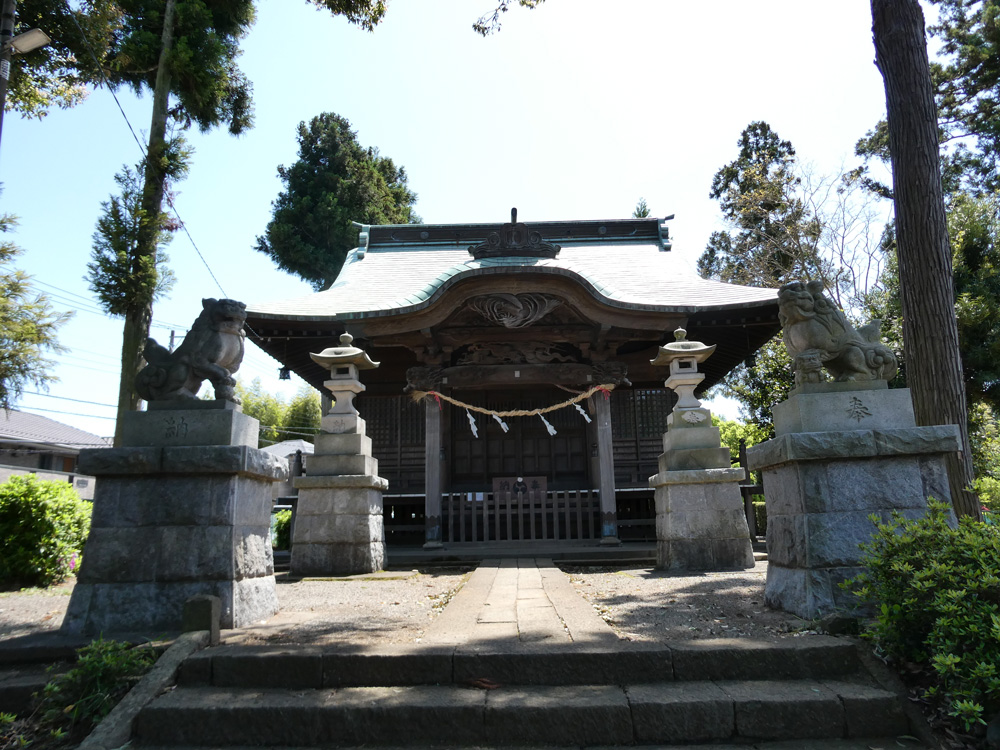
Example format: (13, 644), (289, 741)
(249, 242), (778, 322)
(0, 410), (111, 451)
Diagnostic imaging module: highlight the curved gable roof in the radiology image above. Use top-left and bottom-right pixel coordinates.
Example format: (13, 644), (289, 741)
(248, 218), (777, 323)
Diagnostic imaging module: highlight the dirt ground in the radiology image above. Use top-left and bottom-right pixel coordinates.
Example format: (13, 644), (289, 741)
(565, 561), (808, 642)
(0, 560), (809, 645)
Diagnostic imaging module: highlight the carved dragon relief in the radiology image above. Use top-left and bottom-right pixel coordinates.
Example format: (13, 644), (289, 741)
(466, 293), (562, 328)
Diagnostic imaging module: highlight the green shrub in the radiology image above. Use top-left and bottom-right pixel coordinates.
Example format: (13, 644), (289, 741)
(0, 475), (92, 588)
(272, 509), (292, 550)
(848, 500), (1000, 731)
(37, 638), (156, 742)
(752, 499), (767, 536)
(973, 475), (1000, 514)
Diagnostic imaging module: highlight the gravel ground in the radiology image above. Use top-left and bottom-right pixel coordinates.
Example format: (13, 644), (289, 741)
(0, 561), (811, 646)
(226, 568), (472, 645)
(0, 581), (75, 640)
(564, 560), (808, 642)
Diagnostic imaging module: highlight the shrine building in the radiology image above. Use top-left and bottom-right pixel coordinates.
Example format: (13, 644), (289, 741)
(245, 211), (779, 551)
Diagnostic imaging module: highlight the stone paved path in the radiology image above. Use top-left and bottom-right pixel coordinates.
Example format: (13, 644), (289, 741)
(424, 558), (619, 646)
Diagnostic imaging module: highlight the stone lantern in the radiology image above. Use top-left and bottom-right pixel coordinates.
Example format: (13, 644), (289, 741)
(650, 328), (716, 417)
(291, 333), (387, 576)
(648, 327), (753, 571)
(311, 333), (379, 426)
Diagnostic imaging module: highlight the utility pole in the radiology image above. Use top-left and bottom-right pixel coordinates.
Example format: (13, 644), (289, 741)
(0, 0), (16, 155)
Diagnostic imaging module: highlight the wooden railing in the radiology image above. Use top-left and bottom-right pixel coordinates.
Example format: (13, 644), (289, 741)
(442, 490), (600, 543)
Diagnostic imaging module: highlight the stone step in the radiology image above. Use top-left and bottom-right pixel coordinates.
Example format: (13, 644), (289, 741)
(177, 637), (860, 689)
(134, 678), (908, 747)
(0, 662), (70, 716)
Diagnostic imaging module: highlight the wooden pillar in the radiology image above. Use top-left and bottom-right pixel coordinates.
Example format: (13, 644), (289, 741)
(593, 391), (620, 545)
(424, 397), (443, 548)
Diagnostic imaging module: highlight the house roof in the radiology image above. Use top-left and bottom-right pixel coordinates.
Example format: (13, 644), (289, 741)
(260, 439), (315, 457)
(0, 410), (111, 452)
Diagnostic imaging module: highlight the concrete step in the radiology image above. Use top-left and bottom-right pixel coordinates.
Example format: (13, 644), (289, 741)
(0, 661), (72, 716)
(134, 678), (909, 747)
(177, 637), (861, 689)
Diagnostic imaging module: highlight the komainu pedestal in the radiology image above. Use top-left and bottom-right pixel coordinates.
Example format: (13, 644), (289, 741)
(62, 402), (285, 634)
(747, 382), (959, 619)
(648, 329), (754, 571)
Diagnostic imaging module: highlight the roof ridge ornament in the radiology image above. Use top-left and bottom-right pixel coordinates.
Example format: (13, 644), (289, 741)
(468, 207), (561, 260)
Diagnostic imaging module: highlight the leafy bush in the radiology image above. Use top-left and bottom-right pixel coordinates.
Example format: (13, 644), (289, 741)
(752, 499), (767, 536)
(0, 475), (92, 588)
(973, 474), (1000, 514)
(848, 500), (1000, 731)
(272, 509), (292, 550)
(39, 638), (155, 743)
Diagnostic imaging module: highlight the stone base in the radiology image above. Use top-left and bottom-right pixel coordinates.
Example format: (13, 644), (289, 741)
(121, 404), (259, 448)
(748, 420), (960, 619)
(763, 565), (864, 619)
(290, 542), (386, 576)
(291, 474), (387, 577)
(649, 468), (754, 571)
(63, 444), (285, 634)
(62, 577), (278, 633)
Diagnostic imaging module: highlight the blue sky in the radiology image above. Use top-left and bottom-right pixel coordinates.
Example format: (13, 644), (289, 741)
(2, 0), (895, 437)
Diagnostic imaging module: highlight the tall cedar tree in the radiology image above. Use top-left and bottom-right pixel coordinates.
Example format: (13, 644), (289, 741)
(6, 0), (119, 118)
(87, 163), (177, 317)
(255, 112), (419, 291)
(871, 0), (979, 518)
(697, 122), (832, 434)
(95, 0), (256, 444)
(0, 214), (71, 409)
(856, 1), (1000, 197)
(929, 0), (1000, 193)
(6, 0), (387, 116)
(866, 197), (1000, 466)
(79, 1), (386, 445)
(698, 122), (827, 287)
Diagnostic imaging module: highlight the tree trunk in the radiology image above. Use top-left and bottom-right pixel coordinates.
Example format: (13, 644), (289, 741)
(871, 0), (980, 519)
(112, 0), (176, 446)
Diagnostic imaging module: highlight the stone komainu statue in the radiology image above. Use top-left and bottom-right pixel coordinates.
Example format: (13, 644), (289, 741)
(135, 298), (247, 403)
(778, 280), (898, 386)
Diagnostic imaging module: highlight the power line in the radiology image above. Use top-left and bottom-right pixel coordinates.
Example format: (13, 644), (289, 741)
(53, 360), (121, 376)
(23, 392), (117, 409)
(65, 344), (122, 364)
(64, 2), (147, 160)
(30, 279), (102, 308)
(64, 0), (228, 301)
